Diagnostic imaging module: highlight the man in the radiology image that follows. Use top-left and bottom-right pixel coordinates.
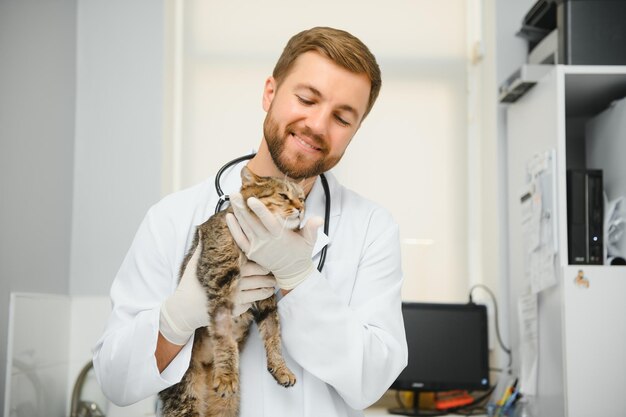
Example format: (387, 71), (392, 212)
(94, 26), (407, 416)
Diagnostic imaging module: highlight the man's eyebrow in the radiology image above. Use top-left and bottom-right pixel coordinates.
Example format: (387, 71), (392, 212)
(295, 84), (323, 97)
(295, 84), (360, 119)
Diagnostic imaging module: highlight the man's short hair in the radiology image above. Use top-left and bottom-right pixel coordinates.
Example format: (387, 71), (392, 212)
(272, 26), (381, 120)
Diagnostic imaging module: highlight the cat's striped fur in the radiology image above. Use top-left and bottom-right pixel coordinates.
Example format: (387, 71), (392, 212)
(159, 167), (304, 417)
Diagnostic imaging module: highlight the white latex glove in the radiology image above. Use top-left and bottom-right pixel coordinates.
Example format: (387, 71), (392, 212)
(232, 261), (277, 316)
(159, 242), (208, 345)
(160, 241), (279, 345)
(226, 192), (323, 290)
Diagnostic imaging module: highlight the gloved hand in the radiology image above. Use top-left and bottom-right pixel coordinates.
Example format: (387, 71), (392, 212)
(232, 261), (277, 316)
(226, 192), (323, 290)
(159, 242), (208, 345)
(160, 241), (278, 345)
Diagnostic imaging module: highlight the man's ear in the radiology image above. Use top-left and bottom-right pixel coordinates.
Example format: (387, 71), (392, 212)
(262, 76), (276, 112)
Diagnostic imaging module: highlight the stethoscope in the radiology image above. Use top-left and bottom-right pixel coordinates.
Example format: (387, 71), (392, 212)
(214, 153), (330, 272)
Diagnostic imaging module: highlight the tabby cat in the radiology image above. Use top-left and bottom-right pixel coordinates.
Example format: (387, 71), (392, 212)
(159, 166), (304, 417)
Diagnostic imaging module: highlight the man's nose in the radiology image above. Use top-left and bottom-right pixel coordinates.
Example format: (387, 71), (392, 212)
(305, 107), (330, 138)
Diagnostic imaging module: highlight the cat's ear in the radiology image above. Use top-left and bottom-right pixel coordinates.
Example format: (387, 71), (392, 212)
(241, 165), (259, 185)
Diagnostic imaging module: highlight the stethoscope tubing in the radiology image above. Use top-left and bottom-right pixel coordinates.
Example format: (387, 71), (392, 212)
(214, 153), (330, 272)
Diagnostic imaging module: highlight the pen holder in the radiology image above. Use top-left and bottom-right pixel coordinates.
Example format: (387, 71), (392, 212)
(487, 402), (522, 417)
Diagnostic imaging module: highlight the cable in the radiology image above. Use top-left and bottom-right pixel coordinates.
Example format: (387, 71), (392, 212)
(468, 284), (512, 370)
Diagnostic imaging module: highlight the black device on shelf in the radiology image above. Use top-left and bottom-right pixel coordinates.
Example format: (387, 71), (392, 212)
(389, 302), (490, 416)
(567, 169), (604, 265)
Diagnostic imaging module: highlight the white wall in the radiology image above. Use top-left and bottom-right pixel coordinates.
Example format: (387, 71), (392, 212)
(179, 0), (472, 303)
(0, 0), (77, 410)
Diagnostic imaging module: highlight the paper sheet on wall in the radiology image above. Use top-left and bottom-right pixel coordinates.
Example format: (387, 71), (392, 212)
(518, 292), (538, 396)
(521, 149), (558, 293)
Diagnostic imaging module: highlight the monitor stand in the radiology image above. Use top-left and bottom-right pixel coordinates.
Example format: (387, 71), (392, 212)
(388, 390), (448, 417)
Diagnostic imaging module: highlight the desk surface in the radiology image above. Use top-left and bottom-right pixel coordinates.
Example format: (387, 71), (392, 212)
(364, 407), (487, 417)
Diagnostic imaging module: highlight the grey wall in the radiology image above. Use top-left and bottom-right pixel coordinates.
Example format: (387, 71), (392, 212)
(495, 0), (536, 373)
(0, 0), (77, 410)
(0, 0), (165, 410)
(69, 0), (164, 295)
(496, 0), (532, 85)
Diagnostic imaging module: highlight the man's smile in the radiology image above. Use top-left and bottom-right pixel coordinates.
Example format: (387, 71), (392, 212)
(289, 131), (323, 153)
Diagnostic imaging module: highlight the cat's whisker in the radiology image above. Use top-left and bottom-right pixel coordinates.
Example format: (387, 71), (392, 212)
(301, 177), (316, 190)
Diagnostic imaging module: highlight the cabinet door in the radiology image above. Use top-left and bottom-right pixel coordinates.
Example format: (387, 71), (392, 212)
(562, 265), (626, 417)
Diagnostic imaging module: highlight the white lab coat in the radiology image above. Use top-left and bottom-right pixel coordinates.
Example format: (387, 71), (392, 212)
(93, 161), (408, 417)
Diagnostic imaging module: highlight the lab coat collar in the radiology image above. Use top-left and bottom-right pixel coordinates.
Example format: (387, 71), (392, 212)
(303, 172), (341, 257)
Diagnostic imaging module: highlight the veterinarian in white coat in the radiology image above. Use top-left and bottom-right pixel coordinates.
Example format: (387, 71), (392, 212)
(93, 27), (408, 417)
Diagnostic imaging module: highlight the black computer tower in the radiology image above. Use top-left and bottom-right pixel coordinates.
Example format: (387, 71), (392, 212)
(567, 170), (603, 264)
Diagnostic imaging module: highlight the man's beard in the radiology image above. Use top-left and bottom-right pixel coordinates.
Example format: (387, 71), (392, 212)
(263, 112), (342, 180)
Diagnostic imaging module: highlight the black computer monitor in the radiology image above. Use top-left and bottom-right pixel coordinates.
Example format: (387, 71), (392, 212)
(390, 302), (490, 416)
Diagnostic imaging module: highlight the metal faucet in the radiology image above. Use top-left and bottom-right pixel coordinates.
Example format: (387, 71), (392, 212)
(69, 361), (105, 417)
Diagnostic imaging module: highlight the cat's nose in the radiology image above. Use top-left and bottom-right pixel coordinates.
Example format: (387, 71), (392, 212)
(286, 208), (300, 218)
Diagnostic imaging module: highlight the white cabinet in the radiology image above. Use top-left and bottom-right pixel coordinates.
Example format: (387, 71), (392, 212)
(505, 66), (626, 417)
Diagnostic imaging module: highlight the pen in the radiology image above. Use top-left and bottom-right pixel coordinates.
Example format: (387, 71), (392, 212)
(495, 378), (518, 417)
(502, 390), (519, 415)
(498, 378), (517, 406)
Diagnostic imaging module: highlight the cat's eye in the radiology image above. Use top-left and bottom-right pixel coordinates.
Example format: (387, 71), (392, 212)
(279, 193), (289, 200)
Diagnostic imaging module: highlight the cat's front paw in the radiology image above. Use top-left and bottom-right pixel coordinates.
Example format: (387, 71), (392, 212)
(268, 365), (296, 388)
(213, 373), (238, 397)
